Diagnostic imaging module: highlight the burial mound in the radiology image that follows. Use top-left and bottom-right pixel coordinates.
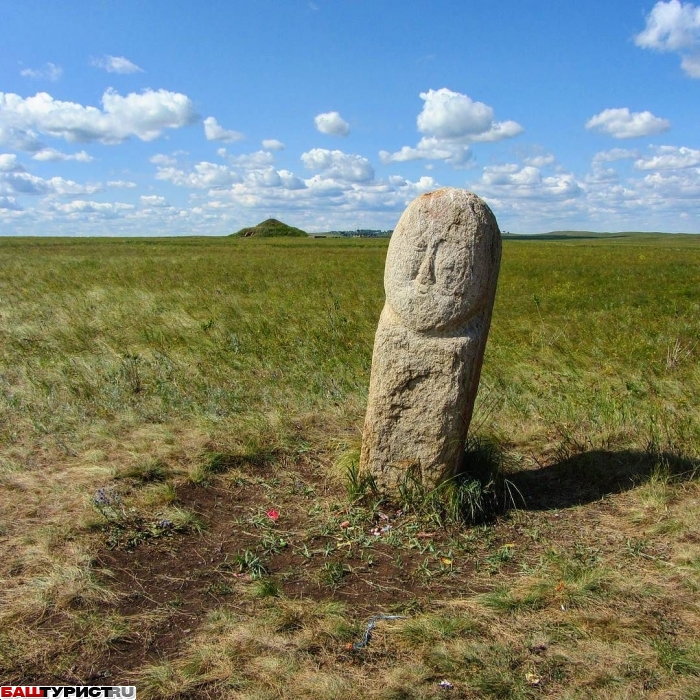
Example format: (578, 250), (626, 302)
(231, 218), (308, 238)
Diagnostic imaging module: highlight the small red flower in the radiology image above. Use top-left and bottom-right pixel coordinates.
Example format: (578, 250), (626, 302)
(266, 509), (280, 521)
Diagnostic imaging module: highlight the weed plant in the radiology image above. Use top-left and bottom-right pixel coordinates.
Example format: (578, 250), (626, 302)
(396, 436), (517, 526)
(91, 487), (201, 549)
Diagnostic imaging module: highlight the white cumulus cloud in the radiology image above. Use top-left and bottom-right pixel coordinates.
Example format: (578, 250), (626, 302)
(32, 147), (92, 162)
(223, 150), (275, 168)
(474, 163), (583, 200)
(301, 148), (374, 182)
(592, 148), (639, 164)
(381, 88), (523, 167)
(52, 200), (135, 217)
(314, 111), (350, 136)
(634, 145), (700, 169)
(150, 153), (178, 166)
(0, 196), (21, 211)
(277, 169), (306, 189)
(203, 116), (244, 143)
(90, 55), (143, 74)
(156, 161), (241, 189)
(416, 89), (523, 142)
(588, 149), (638, 183)
(107, 180), (137, 188)
(157, 148), (291, 192)
(635, 1), (700, 77)
(140, 195), (169, 207)
(0, 172), (102, 196)
(0, 89), (198, 144)
(680, 52), (700, 75)
(465, 160), (592, 232)
(156, 146), (446, 233)
(585, 108), (670, 138)
(417, 88), (492, 138)
(523, 154), (556, 167)
(0, 126), (43, 152)
(379, 138), (473, 167)
(262, 139), (285, 150)
(0, 154), (23, 172)
(20, 63), (63, 81)
(635, 0), (700, 50)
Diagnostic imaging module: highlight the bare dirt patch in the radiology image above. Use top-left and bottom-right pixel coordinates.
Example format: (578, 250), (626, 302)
(84, 456), (507, 680)
(10, 445), (698, 693)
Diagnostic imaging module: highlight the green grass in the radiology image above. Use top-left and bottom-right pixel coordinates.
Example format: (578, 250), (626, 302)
(2, 234), (696, 469)
(0, 233), (699, 697)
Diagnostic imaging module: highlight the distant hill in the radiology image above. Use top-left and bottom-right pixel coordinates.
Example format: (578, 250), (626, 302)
(230, 218), (308, 238)
(501, 231), (674, 240)
(325, 229), (393, 238)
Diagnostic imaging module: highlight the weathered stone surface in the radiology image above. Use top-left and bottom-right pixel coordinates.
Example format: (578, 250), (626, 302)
(360, 188), (501, 490)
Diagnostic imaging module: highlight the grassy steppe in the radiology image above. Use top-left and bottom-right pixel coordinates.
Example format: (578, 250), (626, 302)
(0, 235), (698, 698)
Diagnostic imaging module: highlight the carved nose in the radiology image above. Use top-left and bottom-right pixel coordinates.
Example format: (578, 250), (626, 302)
(416, 241), (437, 287)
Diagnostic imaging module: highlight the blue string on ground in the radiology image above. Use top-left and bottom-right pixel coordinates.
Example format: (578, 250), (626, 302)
(351, 614), (407, 650)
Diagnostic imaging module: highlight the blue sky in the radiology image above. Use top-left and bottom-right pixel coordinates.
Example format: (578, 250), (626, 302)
(1, 0), (699, 235)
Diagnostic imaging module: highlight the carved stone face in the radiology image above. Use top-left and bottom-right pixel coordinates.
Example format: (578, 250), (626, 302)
(384, 188), (499, 333)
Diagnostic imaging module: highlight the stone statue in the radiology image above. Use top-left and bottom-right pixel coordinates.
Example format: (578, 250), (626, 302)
(360, 188), (501, 490)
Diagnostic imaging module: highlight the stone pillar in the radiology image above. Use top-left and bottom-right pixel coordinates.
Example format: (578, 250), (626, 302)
(360, 188), (501, 491)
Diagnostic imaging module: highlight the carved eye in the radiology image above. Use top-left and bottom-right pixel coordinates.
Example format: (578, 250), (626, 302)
(434, 239), (468, 289)
(399, 224), (427, 247)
